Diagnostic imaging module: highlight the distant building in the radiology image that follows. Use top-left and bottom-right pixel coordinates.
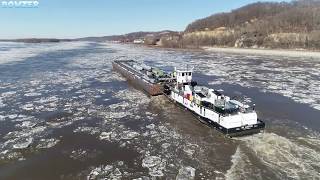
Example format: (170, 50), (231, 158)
(133, 39), (145, 44)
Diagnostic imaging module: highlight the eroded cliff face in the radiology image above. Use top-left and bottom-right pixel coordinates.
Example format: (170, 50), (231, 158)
(181, 27), (236, 48)
(160, 28), (320, 50)
(158, 1), (320, 50)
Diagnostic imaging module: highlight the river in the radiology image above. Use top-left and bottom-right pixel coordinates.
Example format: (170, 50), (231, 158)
(0, 41), (319, 179)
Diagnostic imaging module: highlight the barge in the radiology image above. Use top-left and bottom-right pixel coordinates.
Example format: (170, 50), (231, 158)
(112, 60), (265, 137)
(112, 60), (173, 96)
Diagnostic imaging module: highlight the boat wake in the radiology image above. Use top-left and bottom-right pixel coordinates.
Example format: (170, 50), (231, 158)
(225, 146), (263, 180)
(237, 133), (320, 179)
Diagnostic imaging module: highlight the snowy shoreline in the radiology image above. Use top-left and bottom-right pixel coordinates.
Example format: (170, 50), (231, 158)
(202, 46), (320, 58)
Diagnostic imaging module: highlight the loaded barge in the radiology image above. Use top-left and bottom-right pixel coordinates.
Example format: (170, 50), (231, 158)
(113, 60), (265, 137)
(112, 60), (174, 96)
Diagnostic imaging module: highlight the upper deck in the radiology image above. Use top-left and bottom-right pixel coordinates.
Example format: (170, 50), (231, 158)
(193, 86), (255, 115)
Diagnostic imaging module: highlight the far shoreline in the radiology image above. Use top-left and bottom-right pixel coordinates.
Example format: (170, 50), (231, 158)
(2, 39), (320, 59)
(118, 42), (320, 59)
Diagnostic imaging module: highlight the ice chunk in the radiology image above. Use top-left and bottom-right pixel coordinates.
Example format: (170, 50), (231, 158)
(0, 99), (5, 107)
(0, 150), (23, 161)
(183, 144), (198, 157)
(36, 138), (60, 149)
(117, 161), (124, 166)
(13, 137), (33, 149)
(17, 121), (37, 128)
(70, 149), (88, 160)
(136, 177), (151, 180)
(87, 165), (114, 180)
(146, 124), (155, 129)
(176, 166), (196, 180)
(99, 132), (112, 141)
(149, 169), (164, 177)
(142, 156), (161, 168)
(161, 143), (170, 149)
(113, 168), (122, 176)
(1, 91), (16, 97)
(73, 126), (100, 135)
(21, 104), (34, 111)
(8, 114), (18, 119)
(121, 130), (139, 140)
(24, 92), (42, 97)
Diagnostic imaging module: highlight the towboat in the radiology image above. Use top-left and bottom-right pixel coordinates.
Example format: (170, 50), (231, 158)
(112, 60), (174, 96)
(164, 67), (265, 137)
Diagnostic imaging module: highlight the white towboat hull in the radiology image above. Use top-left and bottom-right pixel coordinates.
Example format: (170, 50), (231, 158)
(165, 90), (265, 137)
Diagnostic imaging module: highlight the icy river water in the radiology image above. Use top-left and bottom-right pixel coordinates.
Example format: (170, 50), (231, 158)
(0, 41), (319, 180)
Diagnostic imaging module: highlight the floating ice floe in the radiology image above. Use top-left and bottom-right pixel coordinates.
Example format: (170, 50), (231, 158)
(21, 103), (34, 111)
(142, 156), (161, 168)
(73, 126), (101, 135)
(121, 130), (139, 140)
(36, 138), (60, 149)
(146, 124), (155, 130)
(99, 132), (112, 141)
(13, 137), (33, 149)
(105, 111), (131, 119)
(11, 115), (31, 122)
(161, 143), (170, 149)
(1, 91), (16, 97)
(87, 164), (124, 180)
(3, 126), (47, 151)
(0, 115), (5, 121)
(176, 166), (196, 180)
(70, 149), (87, 160)
(16, 121), (37, 128)
(142, 155), (166, 177)
(24, 92), (42, 97)
(0, 41), (90, 65)
(8, 114), (18, 119)
(0, 99), (5, 108)
(183, 144), (199, 157)
(0, 150), (23, 161)
(5, 125), (47, 138)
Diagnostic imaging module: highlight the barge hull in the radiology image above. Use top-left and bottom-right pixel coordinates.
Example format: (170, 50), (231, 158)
(112, 61), (163, 96)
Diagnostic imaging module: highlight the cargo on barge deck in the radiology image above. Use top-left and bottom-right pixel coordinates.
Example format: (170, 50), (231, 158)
(112, 60), (173, 96)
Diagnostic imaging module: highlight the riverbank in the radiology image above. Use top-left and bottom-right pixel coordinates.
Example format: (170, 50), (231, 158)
(202, 46), (320, 58)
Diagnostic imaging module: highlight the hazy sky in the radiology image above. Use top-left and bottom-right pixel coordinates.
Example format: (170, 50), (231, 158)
(0, 0), (289, 39)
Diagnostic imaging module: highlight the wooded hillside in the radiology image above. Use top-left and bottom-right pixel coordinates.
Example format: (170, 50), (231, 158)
(165, 0), (320, 49)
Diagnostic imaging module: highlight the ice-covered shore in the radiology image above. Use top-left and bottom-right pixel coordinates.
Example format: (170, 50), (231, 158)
(203, 46), (320, 58)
